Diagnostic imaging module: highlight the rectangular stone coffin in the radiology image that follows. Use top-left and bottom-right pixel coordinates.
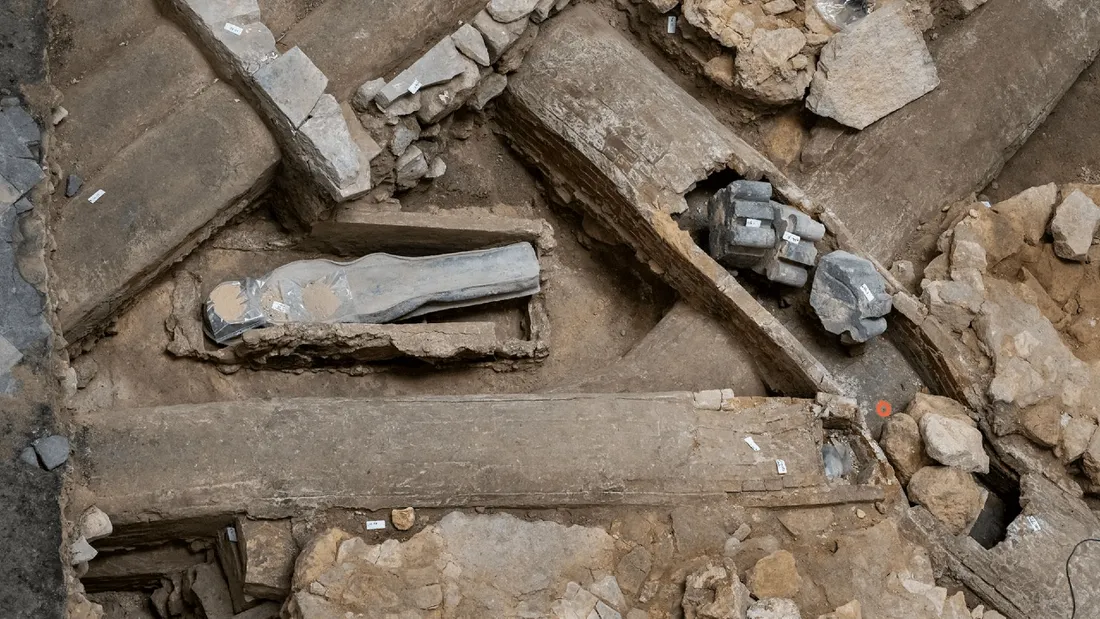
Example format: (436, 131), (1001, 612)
(82, 393), (827, 523)
(168, 208), (553, 369)
(497, 6), (838, 397)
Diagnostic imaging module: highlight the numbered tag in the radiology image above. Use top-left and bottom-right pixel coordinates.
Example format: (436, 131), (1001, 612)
(667, 16), (677, 33)
(745, 218), (762, 228)
(859, 283), (875, 302)
(88, 189), (106, 203)
(271, 301), (291, 313)
(226, 526), (238, 542)
(776, 459), (788, 474)
(224, 23), (244, 36)
(408, 79), (422, 94)
(782, 231), (801, 244)
(366, 520), (386, 530)
(1026, 515), (1041, 532)
(744, 436), (761, 451)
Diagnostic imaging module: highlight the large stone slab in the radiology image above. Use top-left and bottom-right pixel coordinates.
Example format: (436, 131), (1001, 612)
(375, 37), (468, 107)
(806, 3), (939, 130)
(792, 0), (1100, 262)
(82, 394), (827, 522)
(499, 6), (839, 396)
(53, 23), (217, 179)
(53, 81), (280, 343)
(252, 46), (327, 129)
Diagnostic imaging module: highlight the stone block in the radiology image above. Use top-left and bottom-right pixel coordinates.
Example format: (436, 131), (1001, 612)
(238, 518), (297, 600)
(417, 57), (484, 124)
(298, 94), (361, 189)
(919, 413), (989, 473)
(488, 0), (540, 22)
(376, 37), (468, 107)
(473, 10), (529, 63)
(32, 435), (70, 471)
(906, 466), (985, 535)
(454, 23), (491, 67)
(470, 72), (508, 111)
(253, 47), (328, 129)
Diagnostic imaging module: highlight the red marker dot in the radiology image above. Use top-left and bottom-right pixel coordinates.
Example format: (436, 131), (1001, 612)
(876, 400), (892, 417)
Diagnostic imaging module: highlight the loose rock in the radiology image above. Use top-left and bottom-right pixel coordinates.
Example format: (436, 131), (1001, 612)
(473, 9), (530, 62)
(395, 145), (429, 189)
(71, 536), (98, 565)
(487, 0), (540, 23)
(589, 575), (627, 611)
(763, 0), (796, 14)
(683, 0), (757, 49)
(453, 23), (491, 67)
(33, 435), (70, 470)
(80, 507), (113, 542)
(391, 507), (416, 531)
(682, 560), (752, 619)
(1049, 189), (1100, 262)
(65, 173), (83, 198)
(469, 73), (508, 111)
(880, 413), (930, 485)
(919, 413), (989, 474)
(747, 597), (802, 619)
(806, 3), (939, 129)
(733, 28), (812, 105)
(906, 466), (985, 535)
(748, 550), (802, 599)
(351, 78), (386, 113)
(817, 600), (861, 619)
(1059, 416), (1096, 463)
(425, 157), (447, 179)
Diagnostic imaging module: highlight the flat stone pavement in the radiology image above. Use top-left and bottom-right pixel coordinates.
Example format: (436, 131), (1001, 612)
(792, 0), (1100, 263)
(81, 393), (826, 524)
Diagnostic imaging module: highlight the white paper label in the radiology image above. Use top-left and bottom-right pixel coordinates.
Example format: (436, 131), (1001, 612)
(408, 79), (422, 94)
(667, 16), (677, 33)
(745, 218), (762, 228)
(744, 436), (761, 451)
(223, 22), (244, 36)
(1026, 515), (1041, 532)
(226, 526), (238, 542)
(981, 201), (992, 208)
(859, 283), (875, 302)
(776, 459), (788, 475)
(271, 301), (291, 313)
(88, 189), (105, 203)
(366, 520), (387, 530)
(782, 231), (801, 244)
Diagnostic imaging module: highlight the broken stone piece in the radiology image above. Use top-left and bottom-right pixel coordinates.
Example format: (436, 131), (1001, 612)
(252, 47), (328, 129)
(390, 119), (421, 157)
(453, 23), (491, 67)
(425, 157), (447, 179)
(298, 94), (361, 189)
(734, 28), (812, 106)
(818, 599), (861, 619)
(1059, 416), (1096, 463)
(473, 9), (530, 63)
(351, 78), (386, 113)
(32, 434), (70, 470)
(906, 466), (985, 535)
(748, 550), (802, 599)
(1049, 189), (1100, 262)
(683, 0), (757, 49)
(487, 0), (540, 24)
(65, 173), (83, 198)
(746, 597), (801, 619)
(919, 413), (989, 474)
(188, 563), (235, 619)
(417, 57), (484, 125)
(810, 250), (892, 343)
(71, 536), (98, 565)
(589, 575), (626, 611)
(470, 73), (508, 110)
(205, 243), (541, 343)
(682, 561), (751, 619)
(376, 38), (468, 107)
(396, 145), (430, 189)
(763, 0), (796, 14)
(379, 92), (422, 118)
(880, 413), (929, 486)
(80, 507), (113, 542)
(806, 3), (939, 129)
(239, 518), (297, 600)
(391, 507), (415, 531)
